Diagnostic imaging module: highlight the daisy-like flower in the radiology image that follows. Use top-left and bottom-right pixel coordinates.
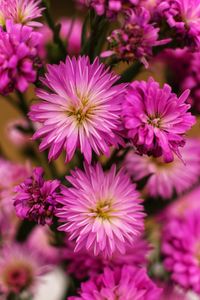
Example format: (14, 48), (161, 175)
(14, 167), (60, 225)
(0, 243), (48, 295)
(123, 77), (195, 163)
(162, 210), (200, 294)
(68, 265), (162, 300)
(56, 163), (144, 258)
(0, 20), (41, 95)
(124, 138), (200, 199)
(105, 8), (170, 67)
(0, 0), (44, 27)
(159, 0), (200, 49)
(29, 56), (126, 163)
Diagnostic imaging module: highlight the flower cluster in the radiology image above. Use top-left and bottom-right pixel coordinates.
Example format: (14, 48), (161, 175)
(106, 7), (169, 66)
(14, 167), (60, 225)
(0, 20), (41, 94)
(162, 210), (200, 293)
(0, 0), (199, 299)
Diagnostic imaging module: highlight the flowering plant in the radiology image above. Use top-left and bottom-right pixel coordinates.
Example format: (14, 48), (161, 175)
(0, 0), (200, 299)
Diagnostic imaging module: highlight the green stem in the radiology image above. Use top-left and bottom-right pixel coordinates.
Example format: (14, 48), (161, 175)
(117, 61), (143, 84)
(41, 0), (66, 59)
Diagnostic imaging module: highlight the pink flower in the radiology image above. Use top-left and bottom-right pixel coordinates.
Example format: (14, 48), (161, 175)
(14, 167), (60, 225)
(0, 243), (49, 295)
(162, 210), (200, 294)
(123, 77), (195, 163)
(159, 0), (200, 49)
(29, 56), (126, 163)
(68, 265), (162, 300)
(56, 163), (144, 258)
(0, 0), (44, 27)
(0, 20), (41, 95)
(106, 7), (170, 67)
(124, 138), (200, 199)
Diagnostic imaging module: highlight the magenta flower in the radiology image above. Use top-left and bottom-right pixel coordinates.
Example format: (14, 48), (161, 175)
(160, 0), (200, 49)
(29, 56), (126, 163)
(124, 138), (200, 199)
(14, 167), (60, 225)
(0, 20), (41, 95)
(105, 7), (170, 67)
(68, 265), (162, 300)
(0, 243), (48, 295)
(162, 210), (200, 294)
(123, 77), (195, 163)
(0, 0), (44, 27)
(56, 163), (144, 258)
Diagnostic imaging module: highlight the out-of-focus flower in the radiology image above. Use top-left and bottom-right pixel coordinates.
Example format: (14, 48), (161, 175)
(159, 186), (200, 223)
(29, 56), (126, 163)
(68, 265), (162, 300)
(0, 0), (44, 27)
(159, 0), (200, 49)
(63, 235), (150, 279)
(0, 243), (48, 295)
(123, 77), (195, 163)
(6, 118), (31, 148)
(0, 20), (41, 95)
(38, 18), (82, 59)
(27, 226), (61, 264)
(124, 138), (200, 199)
(56, 163), (144, 258)
(162, 210), (200, 294)
(105, 8), (170, 67)
(160, 48), (200, 113)
(0, 158), (31, 213)
(14, 167), (60, 225)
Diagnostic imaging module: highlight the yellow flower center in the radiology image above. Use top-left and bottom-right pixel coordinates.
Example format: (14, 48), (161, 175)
(91, 199), (113, 220)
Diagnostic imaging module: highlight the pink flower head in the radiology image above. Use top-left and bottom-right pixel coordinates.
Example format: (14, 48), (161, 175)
(124, 138), (200, 199)
(162, 210), (200, 293)
(106, 7), (170, 67)
(0, 0), (44, 27)
(68, 265), (162, 300)
(14, 167), (60, 225)
(29, 56), (126, 163)
(0, 243), (48, 295)
(56, 163), (144, 258)
(160, 0), (200, 49)
(123, 77), (195, 163)
(0, 20), (41, 95)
